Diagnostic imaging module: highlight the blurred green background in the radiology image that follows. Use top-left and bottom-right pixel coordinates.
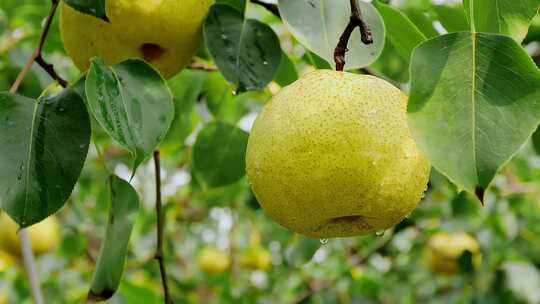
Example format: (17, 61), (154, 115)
(1, 0), (540, 303)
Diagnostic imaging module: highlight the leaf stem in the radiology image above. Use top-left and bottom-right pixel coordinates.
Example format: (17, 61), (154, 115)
(9, 0), (67, 94)
(153, 150), (172, 304)
(334, 0), (374, 71)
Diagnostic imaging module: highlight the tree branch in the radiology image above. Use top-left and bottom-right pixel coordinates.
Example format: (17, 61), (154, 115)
(9, 0), (67, 94)
(250, 0), (280, 18)
(187, 60), (218, 72)
(18, 230), (44, 304)
(154, 150), (172, 304)
(334, 0), (373, 71)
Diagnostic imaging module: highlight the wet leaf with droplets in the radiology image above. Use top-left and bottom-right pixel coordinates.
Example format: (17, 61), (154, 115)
(203, 4), (282, 91)
(85, 58), (174, 174)
(0, 89), (90, 227)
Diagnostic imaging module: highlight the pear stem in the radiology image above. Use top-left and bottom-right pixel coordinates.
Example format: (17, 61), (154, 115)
(9, 0), (67, 94)
(334, 0), (374, 71)
(153, 150), (172, 304)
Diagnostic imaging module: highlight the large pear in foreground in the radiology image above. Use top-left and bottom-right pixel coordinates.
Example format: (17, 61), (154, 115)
(60, 0), (213, 79)
(246, 70), (430, 238)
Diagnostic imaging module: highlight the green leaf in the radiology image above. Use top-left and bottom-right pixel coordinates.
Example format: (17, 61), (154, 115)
(532, 126), (540, 155)
(464, 0), (540, 42)
(216, 0), (247, 14)
(302, 50), (332, 69)
(62, 0), (109, 21)
(0, 89), (90, 227)
(432, 4), (469, 33)
(161, 70), (206, 153)
(193, 122), (249, 187)
(278, 0), (385, 69)
(204, 4), (282, 91)
(88, 175), (139, 302)
(408, 32), (540, 201)
(403, 7), (439, 39)
(85, 58), (174, 173)
(274, 52), (298, 87)
(373, 1), (426, 62)
(370, 38), (409, 82)
(203, 72), (252, 124)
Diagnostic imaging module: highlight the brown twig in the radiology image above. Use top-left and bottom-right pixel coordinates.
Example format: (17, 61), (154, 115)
(9, 0), (67, 93)
(154, 150), (172, 304)
(334, 0), (373, 71)
(250, 0), (280, 17)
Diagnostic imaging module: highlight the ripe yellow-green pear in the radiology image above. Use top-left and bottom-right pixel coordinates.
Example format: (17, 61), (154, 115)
(197, 246), (230, 273)
(246, 70), (430, 238)
(424, 232), (481, 275)
(239, 246), (272, 271)
(0, 213), (60, 256)
(60, 0), (213, 79)
(0, 250), (14, 272)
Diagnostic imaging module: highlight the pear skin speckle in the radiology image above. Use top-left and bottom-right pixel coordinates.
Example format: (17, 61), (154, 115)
(246, 70), (431, 238)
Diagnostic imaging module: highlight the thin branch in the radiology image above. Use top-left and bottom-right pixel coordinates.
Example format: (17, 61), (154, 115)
(154, 150), (172, 304)
(9, 0), (67, 94)
(18, 230), (44, 304)
(334, 0), (374, 71)
(186, 61), (218, 72)
(250, 0), (280, 18)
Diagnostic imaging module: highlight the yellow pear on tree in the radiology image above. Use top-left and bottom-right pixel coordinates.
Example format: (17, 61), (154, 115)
(197, 246), (230, 273)
(60, 0), (213, 79)
(239, 246), (272, 271)
(0, 250), (14, 272)
(0, 213), (60, 256)
(424, 232), (481, 275)
(246, 70), (430, 238)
